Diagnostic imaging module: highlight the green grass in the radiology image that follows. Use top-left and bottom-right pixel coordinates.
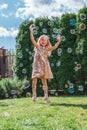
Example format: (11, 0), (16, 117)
(0, 96), (87, 130)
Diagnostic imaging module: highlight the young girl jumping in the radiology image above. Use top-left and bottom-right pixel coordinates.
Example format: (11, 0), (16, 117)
(29, 25), (61, 103)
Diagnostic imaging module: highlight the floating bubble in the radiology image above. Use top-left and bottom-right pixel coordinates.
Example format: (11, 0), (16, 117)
(76, 64), (81, 69)
(79, 23), (86, 30)
(39, 22), (43, 26)
(52, 33), (57, 38)
(25, 31), (27, 34)
(61, 36), (66, 41)
(78, 85), (84, 91)
(53, 28), (58, 33)
(51, 63), (54, 67)
(65, 84), (69, 88)
(74, 67), (78, 71)
(22, 68), (27, 74)
(68, 87), (74, 94)
(57, 29), (61, 34)
(42, 28), (47, 34)
(25, 48), (29, 52)
(74, 61), (78, 64)
(33, 30), (38, 35)
(36, 26), (39, 30)
(18, 52), (23, 58)
(47, 21), (51, 26)
(19, 63), (23, 67)
(80, 13), (86, 20)
(70, 19), (76, 26)
(29, 51), (32, 55)
(16, 44), (21, 49)
(57, 48), (62, 54)
(29, 56), (32, 60)
(56, 61), (61, 67)
(70, 29), (75, 34)
(67, 48), (72, 53)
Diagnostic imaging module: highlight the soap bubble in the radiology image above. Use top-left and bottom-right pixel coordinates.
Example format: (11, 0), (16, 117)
(19, 63), (23, 67)
(51, 63), (54, 67)
(53, 28), (58, 33)
(57, 29), (61, 34)
(61, 36), (66, 41)
(29, 51), (32, 55)
(79, 23), (86, 30)
(78, 85), (84, 91)
(22, 68), (27, 74)
(67, 48), (72, 53)
(33, 30), (38, 35)
(29, 56), (32, 60)
(70, 29), (75, 34)
(16, 44), (21, 49)
(56, 61), (61, 67)
(39, 22), (43, 26)
(18, 52), (23, 58)
(42, 28), (47, 34)
(47, 21), (51, 26)
(80, 13), (86, 20)
(57, 48), (62, 54)
(52, 33), (57, 38)
(70, 19), (76, 26)
(25, 48), (29, 52)
(36, 26), (39, 30)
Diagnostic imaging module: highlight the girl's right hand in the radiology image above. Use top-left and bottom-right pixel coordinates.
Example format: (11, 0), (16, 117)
(29, 25), (33, 32)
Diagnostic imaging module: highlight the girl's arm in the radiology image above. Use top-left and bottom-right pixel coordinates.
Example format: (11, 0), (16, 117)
(29, 25), (38, 47)
(47, 36), (61, 51)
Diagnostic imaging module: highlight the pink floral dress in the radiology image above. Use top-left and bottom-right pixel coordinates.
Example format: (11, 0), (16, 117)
(32, 45), (53, 79)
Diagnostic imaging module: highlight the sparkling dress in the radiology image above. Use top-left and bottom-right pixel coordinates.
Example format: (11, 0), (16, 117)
(32, 45), (53, 79)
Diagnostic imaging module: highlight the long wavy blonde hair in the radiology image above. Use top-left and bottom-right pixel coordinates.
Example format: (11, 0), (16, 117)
(37, 35), (52, 56)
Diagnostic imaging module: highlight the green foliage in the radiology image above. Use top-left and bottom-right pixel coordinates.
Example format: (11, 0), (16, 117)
(0, 78), (22, 99)
(58, 13), (77, 90)
(76, 7), (87, 84)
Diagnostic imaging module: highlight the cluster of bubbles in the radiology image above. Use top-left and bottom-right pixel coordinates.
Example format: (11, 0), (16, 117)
(79, 13), (86, 31)
(57, 47), (72, 56)
(74, 63), (81, 71)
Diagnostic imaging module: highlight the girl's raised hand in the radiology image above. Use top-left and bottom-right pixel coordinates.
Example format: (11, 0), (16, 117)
(29, 25), (33, 32)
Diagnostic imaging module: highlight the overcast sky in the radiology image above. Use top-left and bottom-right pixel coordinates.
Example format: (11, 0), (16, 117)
(0, 0), (87, 50)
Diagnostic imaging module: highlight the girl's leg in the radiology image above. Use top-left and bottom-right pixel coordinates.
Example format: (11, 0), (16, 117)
(32, 78), (37, 101)
(41, 77), (50, 103)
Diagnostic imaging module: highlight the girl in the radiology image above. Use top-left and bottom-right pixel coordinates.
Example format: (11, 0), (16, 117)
(29, 25), (61, 103)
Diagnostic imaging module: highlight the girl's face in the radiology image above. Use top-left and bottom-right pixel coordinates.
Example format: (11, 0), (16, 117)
(39, 36), (48, 47)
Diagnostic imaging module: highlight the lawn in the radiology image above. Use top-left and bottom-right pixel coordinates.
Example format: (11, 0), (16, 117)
(0, 96), (87, 130)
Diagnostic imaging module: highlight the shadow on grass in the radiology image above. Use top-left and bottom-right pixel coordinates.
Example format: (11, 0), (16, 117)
(50, 103), (87, 109)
